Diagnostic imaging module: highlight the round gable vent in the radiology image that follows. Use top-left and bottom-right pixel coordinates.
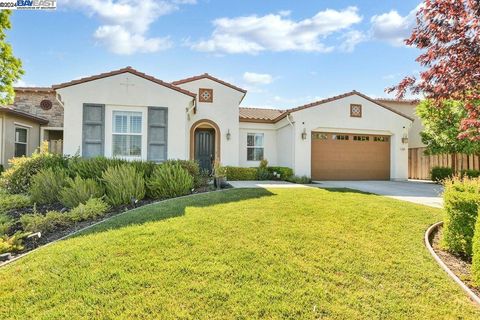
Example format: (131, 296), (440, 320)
(40, 99), (53, 110)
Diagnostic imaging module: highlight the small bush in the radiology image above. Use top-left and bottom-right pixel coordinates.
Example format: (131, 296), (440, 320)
(441, 178), (480, 257)
(102, 165), (146, 206)
(59, 176), (104, 208)
(0, 232), (25, 254)
(256, 167), (273, 180)
(259, 159), (268, 168)
(267, 167), (294, 180)
(0, 152), (68, 194)
(165, 160), (204, 188)
(130, 160), (157, 179)
(0, 214), (12, 236)
(147, 163), (193, 199)
(431, 167), (454, 182)
(0, 194), (30, 213)
(461, 169), (480, 179)
(226, 167), (257, 181)
(68, 157), (126, 180)
(287, 175), (312, 184)
(0, 164), (4, 174)
(20, 211), (71, 234)
(29, 168), (69, 204)
(472, 208), (480, 286)
(68, 198), (110, 222)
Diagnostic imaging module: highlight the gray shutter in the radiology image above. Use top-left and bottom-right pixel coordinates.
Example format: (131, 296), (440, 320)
(148, 107), (168, 162)
(82, 104), (105, 158)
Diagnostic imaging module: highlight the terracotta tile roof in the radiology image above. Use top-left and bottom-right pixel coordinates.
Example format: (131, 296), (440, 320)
(52, 66), (196, 98)
(239, 107), (286, 123)
(14, 87), (55, 93)
(172, 73), (247, 94)
(375, 97), (420, 105)
(0, 107), (49, 124)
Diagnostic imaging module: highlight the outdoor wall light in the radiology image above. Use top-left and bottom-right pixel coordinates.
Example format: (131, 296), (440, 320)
(226, 129), (231, 141)
(401, 126), (409, 144)
(301, 128), (307, 140)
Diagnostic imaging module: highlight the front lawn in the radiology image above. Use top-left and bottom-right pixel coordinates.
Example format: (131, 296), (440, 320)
(0, 188), (479, 319)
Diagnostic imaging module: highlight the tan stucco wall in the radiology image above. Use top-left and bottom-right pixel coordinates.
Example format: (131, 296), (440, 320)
(0, 112), (41, 167)
(380, 101), (426, 149)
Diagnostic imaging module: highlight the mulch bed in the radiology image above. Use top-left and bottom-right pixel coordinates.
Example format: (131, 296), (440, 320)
(2, 184), (226, 263)
(431, 225), (480, 297)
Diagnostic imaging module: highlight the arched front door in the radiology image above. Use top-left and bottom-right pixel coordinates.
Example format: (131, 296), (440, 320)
(194, 129), (215, 172)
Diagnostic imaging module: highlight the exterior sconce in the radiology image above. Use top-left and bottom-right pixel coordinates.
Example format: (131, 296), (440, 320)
(301, 128), (307, 140)
(401, 126), (409, 144)
(226, 129), (231, 141)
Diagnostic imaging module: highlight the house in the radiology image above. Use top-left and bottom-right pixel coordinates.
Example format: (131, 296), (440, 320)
(1, 67), (420, 181)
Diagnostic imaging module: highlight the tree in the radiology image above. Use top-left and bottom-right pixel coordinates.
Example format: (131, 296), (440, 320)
(387, 0), (480, 140)
(416, 100), (480, 170)
(0, 10), (23, 106)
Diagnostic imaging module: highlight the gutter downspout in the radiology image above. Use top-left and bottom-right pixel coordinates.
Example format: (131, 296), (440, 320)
(286, 114), (295, 173)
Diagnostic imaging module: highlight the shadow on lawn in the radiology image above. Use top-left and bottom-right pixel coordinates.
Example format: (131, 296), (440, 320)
(318, 187), (372, 195)
(73, 188), (275, 238)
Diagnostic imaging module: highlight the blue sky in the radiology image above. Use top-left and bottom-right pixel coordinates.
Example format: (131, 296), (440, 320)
(8, 0), (421, 109)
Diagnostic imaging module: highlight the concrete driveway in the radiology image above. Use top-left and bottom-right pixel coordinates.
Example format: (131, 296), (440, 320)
(315, 180), (444, 208)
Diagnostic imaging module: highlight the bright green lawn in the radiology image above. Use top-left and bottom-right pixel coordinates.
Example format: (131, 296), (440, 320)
(1, 188), (479, 319)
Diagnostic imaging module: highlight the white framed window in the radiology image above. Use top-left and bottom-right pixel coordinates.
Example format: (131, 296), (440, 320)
(247, 133), (264, 161)
(14, 127), (28, 157)
(112, 111), (142, 158)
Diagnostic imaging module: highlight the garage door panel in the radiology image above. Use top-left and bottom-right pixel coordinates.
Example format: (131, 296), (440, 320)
(311, 133), (390, 180)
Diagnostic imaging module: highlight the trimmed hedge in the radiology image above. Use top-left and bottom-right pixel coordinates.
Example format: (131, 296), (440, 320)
(441, 178), (480, 257)
(461, 169), (480, 179)
(472, 209), (480, 286)
(431, 167), (454, 182)
(226, 167), (257, 181)
(268, 167), (294, 180)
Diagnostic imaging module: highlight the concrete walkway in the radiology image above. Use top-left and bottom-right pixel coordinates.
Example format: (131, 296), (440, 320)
(315, 180), (444, 208)
(229, 180), (444, 208)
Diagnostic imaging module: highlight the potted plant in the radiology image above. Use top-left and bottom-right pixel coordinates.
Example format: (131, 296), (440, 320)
(213, 161), (227, 189)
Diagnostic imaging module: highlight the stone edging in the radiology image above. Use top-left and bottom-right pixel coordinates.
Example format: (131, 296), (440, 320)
(425, 221), (480, 306)
(0, 188), (231, 269)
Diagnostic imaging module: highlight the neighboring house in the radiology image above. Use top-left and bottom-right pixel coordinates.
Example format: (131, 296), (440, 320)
(2, 67), (420, 181)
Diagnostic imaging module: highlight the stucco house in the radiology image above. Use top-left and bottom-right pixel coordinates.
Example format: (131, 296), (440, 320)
(1, 67), (423, 180)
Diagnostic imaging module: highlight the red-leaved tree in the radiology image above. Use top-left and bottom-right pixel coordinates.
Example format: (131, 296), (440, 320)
(387, 0), (480, 140)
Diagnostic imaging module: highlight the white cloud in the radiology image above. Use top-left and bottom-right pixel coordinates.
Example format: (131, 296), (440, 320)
(339, 30), (366, 52)
(192, 7), (363, 54)
(62, 0), (196, 55)
(14, 79), (36, 87)
(370, 5), (420, 46)
(243, 72), (273, 85)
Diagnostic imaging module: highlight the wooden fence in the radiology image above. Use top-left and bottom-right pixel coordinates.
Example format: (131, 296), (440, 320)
(409, 147), (480, 180)
(47, 139), (63, 155)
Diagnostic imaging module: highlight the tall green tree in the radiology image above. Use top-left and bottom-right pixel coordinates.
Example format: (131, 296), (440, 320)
(417, 100), (480, 170)
(0, 10), (23, 105)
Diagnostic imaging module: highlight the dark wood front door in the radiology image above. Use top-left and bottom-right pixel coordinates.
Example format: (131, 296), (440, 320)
(195, 129), (215, 172)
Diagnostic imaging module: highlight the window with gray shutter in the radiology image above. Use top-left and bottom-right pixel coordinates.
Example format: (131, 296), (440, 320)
(147, 107), (168, 162)
(82, 104), (105, 158)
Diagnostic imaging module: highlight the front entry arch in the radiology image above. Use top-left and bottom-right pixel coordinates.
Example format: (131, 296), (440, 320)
(190, 119), (221, 172)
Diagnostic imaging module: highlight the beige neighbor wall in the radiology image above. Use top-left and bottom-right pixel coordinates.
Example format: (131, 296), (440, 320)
(0, 113), (41, 167)
(380, 101), (425, 149)
(176, 78), (244, 166)
(290, 94), (413, 181)
(57, 72), (194, 160)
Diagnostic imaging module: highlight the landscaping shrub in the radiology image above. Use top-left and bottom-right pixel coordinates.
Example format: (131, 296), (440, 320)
(431, 167), (454, 182)
(0, 194), (30, 213)
(461, 169), (480, 179)
(59, 176), (104, 208)
(0, 232), (25, 254)
(0, 214), (12, 236)
(68, 198), (110, 222)
(267, 167), (294, 180)
(0, 164), (4, 174)
(165, 160), (204, 188)
(102, 165), (146, 206)
(147, 163), (193, 199)
(68, 157), (126, 180)
(472, 208), (480, 286)
(130, 160), (157, 179)
(20, 211), (71, 234)
(287, 175), (312, 184)
(256, 167), (273, 180)
(29, 168), (69, 204)
(0, 152), (68, 194)
(226, 167), (257, 181)
(441, 177), (480, 257)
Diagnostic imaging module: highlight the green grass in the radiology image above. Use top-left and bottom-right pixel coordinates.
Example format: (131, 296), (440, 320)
(0, 188), (479, 319)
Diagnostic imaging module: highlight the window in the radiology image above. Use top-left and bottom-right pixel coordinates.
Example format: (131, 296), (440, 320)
(350, 104), (362, 117)
(247, 133), (264, 161)
(353, 135), (370, 141)
(312, 133), (328, 140)
(332, 134), (349, 140)
(14, 127), (28, 157)
(374, 136), (389, 142)
(112, 111), (142, 158)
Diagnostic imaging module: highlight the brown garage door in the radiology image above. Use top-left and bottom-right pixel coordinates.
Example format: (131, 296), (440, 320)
(311, 132), (390, 180)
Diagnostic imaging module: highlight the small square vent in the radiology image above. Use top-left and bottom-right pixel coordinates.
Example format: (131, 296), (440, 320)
(199, 88), (213, 103)
(350, 104), (362, 117)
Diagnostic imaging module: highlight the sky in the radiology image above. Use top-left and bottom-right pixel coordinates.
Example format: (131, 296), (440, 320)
(8, 0), (422, 109)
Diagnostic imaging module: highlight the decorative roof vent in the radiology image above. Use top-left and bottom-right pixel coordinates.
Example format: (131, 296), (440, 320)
(40, 99), (53, 110)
